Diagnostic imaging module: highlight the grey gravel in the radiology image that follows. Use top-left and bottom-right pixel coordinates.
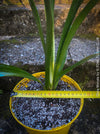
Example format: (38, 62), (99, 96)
(0, 38), (98, 66)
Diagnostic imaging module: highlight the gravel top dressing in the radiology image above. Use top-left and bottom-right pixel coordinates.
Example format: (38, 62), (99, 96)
(12, 77), (80, 130)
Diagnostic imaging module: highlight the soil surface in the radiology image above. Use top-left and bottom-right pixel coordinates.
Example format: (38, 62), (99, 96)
(11, 78), (80, 130)
(0, 4), (100, 36)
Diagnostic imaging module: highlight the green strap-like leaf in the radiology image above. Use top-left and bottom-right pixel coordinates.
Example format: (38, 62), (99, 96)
(28, 0), (46, 53)
(51, 0), (55, 12)
(54, 52), (100, 89)
(54, 0), (99, 87)
(0, 64), (41, 84)
(44, 0), (55, 90)
(54, 0), (83, 86)
(55, 0), (83, 65)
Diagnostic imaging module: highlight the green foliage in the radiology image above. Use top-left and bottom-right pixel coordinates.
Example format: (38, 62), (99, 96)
(29, 0), (45, 53)
(0, 90), (3, 94)
(0, 64), (42, 84)
(53, 52), (100, 89)
(0, 0), (100, 90)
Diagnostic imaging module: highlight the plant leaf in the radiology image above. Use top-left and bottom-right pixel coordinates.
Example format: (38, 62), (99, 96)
(44, 0), (55, 89)
(51, 0), (55, 12)
(28, 0), (46, 53)
(55, 0), (83, 65)
(54, 0), (99, 87)
(0, 64), (41, 83)
(0, 90), (3, 94)
(54, 52), (100, 89)
(54, 0), (83, 87)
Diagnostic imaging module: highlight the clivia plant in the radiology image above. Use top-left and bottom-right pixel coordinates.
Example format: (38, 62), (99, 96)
(0, 0), (100, 90)
(0, 0), (100, 133)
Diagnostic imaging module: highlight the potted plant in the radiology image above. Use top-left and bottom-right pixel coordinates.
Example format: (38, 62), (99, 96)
(0, 0), (100, 134)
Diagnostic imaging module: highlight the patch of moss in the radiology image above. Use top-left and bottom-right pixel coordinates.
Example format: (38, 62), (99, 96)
(0, 39), (18, 44)
(28, 32), (40, 37)
(28, 33), (35, 37)
(78, 76), (89, 90)
(75, 33), (99, 41)
(10, 39), (21, 44)
(0, 38), (26, 45)
(0, 90), (3, 94)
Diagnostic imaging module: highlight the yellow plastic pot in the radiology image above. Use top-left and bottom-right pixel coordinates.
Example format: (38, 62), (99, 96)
(9, 72), (84, 134)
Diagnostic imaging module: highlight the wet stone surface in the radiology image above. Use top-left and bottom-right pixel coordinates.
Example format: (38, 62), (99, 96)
(12, 78), (80, 130)
(0, 37), (98, 66)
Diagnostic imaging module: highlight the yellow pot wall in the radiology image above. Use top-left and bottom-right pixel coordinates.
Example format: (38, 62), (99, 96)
(9, 72), (84, 134)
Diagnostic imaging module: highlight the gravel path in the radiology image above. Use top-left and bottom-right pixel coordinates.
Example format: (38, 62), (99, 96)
(0, 37), (98, 66)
